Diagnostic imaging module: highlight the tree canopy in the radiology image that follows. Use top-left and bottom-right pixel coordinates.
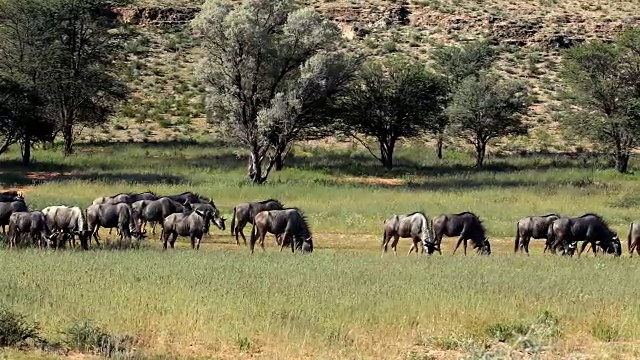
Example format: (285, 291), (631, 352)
(194, 0), (354, 183)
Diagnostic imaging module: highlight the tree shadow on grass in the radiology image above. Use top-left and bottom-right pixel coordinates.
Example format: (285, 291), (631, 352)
(287, 150), (610, 178)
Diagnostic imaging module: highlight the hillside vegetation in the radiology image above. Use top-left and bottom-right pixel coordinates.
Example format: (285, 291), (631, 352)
(94, 0), (640, 153)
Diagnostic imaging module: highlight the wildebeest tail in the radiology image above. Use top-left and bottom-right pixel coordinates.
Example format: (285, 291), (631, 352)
(230, 207), (236, 236)
(514, 222), (520, 253)
(250, 220), (257, 246)
(545, 223), (555, 253)
(628, 222), (634, 253)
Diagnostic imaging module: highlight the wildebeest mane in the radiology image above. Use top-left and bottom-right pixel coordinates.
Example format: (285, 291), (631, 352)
(258, 198), (282, 205)
(578, 213), (609, 226)
(539, 213), (560, 218)
(406, 211), (427, 218)
(453, 211), (478, 217)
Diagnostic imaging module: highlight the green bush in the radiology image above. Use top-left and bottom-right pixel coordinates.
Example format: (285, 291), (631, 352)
(0, 306), (41, 347)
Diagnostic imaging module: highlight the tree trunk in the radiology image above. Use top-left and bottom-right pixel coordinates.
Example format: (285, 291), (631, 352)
(274, 151), (284, 171)
(380, 140), (395, 169)
(63, 123), (73, 156)
(615, 151), (630, 173)
(21, 136), (31, 166)
(475, 142), (486, 167)
(436, 136), (443, 160)
(247, 150), (263, 184)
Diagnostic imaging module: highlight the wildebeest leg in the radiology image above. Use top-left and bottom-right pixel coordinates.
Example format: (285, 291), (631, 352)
(260, 231), (267, 252)
(523, 236), (531, 256)
(280, 233), (288, 252)
(381, 232), (391, 257)
(170, 233), (178, 249)
(636, 240), (640, 256)
(391, 235), (400, 256)
(190, 235), (195, 249)
(409, 236), (420, 256)
(151, 222), (157, 235)
(453, 237), (465, 255)
(237, 220), (248, 246)
(92, 226), (101, 247)
(578, 240), (590, 257)
(463, 239), (468, 256)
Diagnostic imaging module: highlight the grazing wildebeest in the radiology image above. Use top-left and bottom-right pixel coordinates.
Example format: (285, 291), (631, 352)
(190, 202), (225, 231)
(514, 214), (560, 255)
(381, 212), (439, 257)
(628, 222), (640, 257)
(86, 203), (145, 246)
(432, 212), (491, 255)
(161, 209), (212, 250)
(249, 208), (314, 254)
(41, 206), (92, 249)
(547, 214), (620, 257)
(230, 199), (284, 245)
(133, 197), (191, 234)
(0, 191), (24, 203)
(92, 191), (159, 206)
(0, 200), (28, 234)
(7, 211), (52, 248)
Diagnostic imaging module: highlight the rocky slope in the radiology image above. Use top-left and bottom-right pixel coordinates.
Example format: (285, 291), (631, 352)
(94, 0), (640, 152)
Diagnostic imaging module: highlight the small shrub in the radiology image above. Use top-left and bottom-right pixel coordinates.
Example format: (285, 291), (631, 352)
(592, 321), (620, 342)
(0, 306), (41, 347)
(63, 320), (135, 357)
(486, 321), (530, 342)
(236, 335), (252, 352)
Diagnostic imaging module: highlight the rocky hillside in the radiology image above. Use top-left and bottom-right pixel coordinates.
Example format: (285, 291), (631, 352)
(92, 0), (640, 153)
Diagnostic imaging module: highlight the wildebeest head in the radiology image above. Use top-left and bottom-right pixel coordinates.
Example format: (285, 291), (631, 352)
(477, 237), (491, 255)
(301, 236), (313, 253)
(212, 213), (226, 231)
(422, 240), (440, 255)
(562, 242), (577, 256)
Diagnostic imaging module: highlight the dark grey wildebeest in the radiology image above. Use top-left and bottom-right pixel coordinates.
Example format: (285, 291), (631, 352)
(628, 222), (640, 257)
(7, 211), (52, 248)
(92, 191), (159, 205)
(0, 200), (28, 234)
(230, 199), (284, 245)
(0, 191), (24, 203)
(86, 203), (145, 246)
(133, 197), (192, 234)
(41, 206), (92, 249)
(161, 210), (212, 250)
(547, 214), (620, 257)
(165, 192), (210, 205)
(514, 214), (561, 255)
(381, 212), (439, 257)
(250, 208), (314, 254)
(432, 212), (491, 255)
(190, 202), (225, 231)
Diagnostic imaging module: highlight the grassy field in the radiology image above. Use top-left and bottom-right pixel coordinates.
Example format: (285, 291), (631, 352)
(1, 142), (640, 358)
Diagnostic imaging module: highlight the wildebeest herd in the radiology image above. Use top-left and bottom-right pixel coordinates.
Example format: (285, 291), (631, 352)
(0, 190), (313, 253)
(0, 189), (633, 257)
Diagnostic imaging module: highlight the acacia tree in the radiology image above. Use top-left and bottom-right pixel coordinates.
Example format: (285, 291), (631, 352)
(561, 29), (640, 173)
(447, 73), (529, 167)
(430, 41), (496, 159)
(193, 0), (354, 183)
(338, 59), (448, 169)
(0, 0), (128, 156)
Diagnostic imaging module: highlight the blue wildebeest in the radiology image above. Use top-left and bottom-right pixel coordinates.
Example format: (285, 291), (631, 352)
(7, 211), (53, 248)
(132, 197), (192, 234)
(547, 214), (620, 257)
(250, 208), (314, 254)
(381, 212), (439, 257)
(514, 214), (561, 255)
(432, 212), (491, 255)
(190, 202), (226, 232)
(165, 192), (226, 232)
(41, 205), (92, 249)
(86, 203), (145, 246)
(0, 200), (28, 234)
(230, 199), (283, 245)
(161, 209), (212, 250)
(0, 191), (24, 203)
(628, 222), (640, 257)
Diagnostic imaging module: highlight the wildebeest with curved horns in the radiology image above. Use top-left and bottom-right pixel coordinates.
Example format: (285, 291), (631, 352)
(7, 211), (52, 248)
(381, 212), (439, 257)
(250, 208), (313, 254)
(547, 214), (620, 257)
(0, 191), (24, 203)
(132, 197), (192, 234)
(432, 212), (491, 255)
(86, 203), (145, 246)
(190, 202), (226, 231)
(0, 200), (28, 234)
(41, 206), (92, 249)
(230, 199), (284, 245)
(161, 209), (212, 250)
(514, 214), (560, 255)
